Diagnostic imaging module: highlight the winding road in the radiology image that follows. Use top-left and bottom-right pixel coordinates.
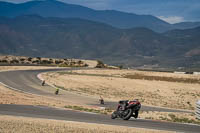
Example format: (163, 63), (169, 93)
(0, 68), (199, 133)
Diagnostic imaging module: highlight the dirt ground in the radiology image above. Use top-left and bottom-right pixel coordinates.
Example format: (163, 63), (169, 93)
(0, 115), (174, 133)
(42, 69), (200, 110)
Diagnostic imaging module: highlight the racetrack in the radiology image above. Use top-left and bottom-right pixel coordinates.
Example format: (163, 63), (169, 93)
(0, 68), (199, 133)
(0, 104), (200, 133)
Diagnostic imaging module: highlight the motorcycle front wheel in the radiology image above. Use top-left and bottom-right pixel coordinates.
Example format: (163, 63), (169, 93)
(122, 109), (133, 120)
(133, 110), (139, 119)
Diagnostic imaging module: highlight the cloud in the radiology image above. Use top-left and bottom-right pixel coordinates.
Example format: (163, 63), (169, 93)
(158, 16), (185, 24)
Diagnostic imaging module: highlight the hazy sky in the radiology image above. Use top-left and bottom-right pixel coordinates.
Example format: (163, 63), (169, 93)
(2, 0), (200, 23)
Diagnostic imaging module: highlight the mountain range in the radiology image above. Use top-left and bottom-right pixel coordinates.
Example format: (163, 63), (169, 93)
(0, 0), (200, 32)
(0, 15), (200, 69)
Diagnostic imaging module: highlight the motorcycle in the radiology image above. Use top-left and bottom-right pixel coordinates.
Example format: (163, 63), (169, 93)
(99, 96), (104, 104)
(55, 88), (59, 95)
(111, 99), (141, 120)
(41, 80), (45, 86)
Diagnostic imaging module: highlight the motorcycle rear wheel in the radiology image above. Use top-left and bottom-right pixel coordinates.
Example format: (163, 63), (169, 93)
(111, 111), (118, 119)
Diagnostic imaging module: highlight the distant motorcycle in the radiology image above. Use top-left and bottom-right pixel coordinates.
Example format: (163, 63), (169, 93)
(41, 80), (45, 86)
(111, 99), (141, 120)
(99, 96), (104, 104)
(55, 88), (59, 95)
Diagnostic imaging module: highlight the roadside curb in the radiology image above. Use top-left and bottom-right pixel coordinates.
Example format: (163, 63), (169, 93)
(37, 73), (58, 89)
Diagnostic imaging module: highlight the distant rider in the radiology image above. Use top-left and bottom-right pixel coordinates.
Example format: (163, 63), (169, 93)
(41, 80), (45, 86)
(99, 96), (104, 104)
(55, 87), (59, 95)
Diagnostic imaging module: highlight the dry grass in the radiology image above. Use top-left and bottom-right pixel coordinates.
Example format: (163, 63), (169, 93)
(65, 69), (200, 79)
(124, 73), (200, 84)
(140, 111), (200, 124)
(64, 105), (200, 125)
(42, 69), (200, 110)
(0, 115), (174, 133)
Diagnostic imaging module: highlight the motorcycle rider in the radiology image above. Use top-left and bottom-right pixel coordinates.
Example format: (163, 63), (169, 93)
(111, 99), (141, 120)
(55, 87), (59, 95)
(41, 80), (45, 86)
(99, 95), (104, 104)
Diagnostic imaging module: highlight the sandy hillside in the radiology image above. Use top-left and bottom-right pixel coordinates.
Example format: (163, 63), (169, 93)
(42, 69), (200, 110)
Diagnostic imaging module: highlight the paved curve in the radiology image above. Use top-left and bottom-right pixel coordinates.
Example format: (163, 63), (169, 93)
(0, 68), (199, 133)
(0, 104), (200, 133)
(0, 69), (192, 113)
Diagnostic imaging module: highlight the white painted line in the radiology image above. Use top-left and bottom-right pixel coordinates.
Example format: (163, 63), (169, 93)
(37, 72), (65, 90)
(0, 81), (22, 92)
(82, 112), (98, 115)
(0, 81), (47, 98)
(0, 81), (31, 94)
(37, 73), (44, 81)
(183, 122), (200, 126)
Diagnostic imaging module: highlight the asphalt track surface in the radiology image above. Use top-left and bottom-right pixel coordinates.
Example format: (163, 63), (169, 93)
(0, 68), (199, 133)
